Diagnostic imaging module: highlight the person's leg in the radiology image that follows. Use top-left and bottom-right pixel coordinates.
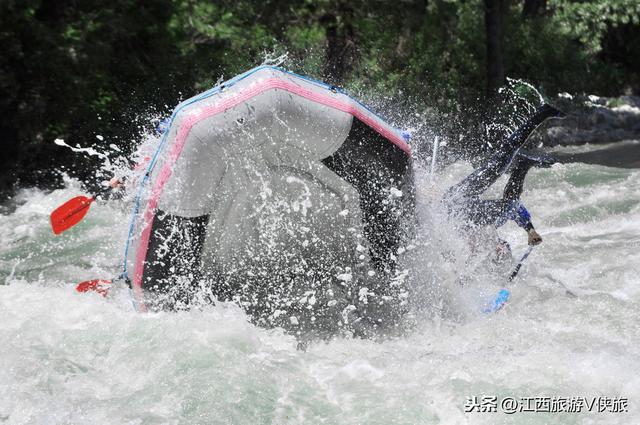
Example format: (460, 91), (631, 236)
(503, 161), (530, 204)
(464, 199), (509, 226)
(503, 149), (557, 203)
(459, 156), (541, 230)
(447, 104), (563, 199)
(462, 156), (538, 225)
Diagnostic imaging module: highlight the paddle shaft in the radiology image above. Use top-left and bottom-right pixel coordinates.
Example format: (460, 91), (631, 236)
(484, 246), (536, 313)
(507, 245), (534, 283)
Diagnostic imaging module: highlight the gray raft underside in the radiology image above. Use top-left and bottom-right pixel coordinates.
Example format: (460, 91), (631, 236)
(138, 85), (415, 338)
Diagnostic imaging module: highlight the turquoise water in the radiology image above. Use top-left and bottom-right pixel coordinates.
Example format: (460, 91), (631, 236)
(1, 161), (639, 424)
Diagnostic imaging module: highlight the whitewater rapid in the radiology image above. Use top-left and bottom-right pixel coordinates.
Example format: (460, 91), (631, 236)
(1, 158), (639, 424)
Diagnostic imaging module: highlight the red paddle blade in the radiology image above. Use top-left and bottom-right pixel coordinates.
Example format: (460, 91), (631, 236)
(76, 279), (112, 297)
(50, 195), (95, 235)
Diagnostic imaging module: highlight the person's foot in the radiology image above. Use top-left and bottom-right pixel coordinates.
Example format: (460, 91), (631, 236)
(516, 149), (557, 168)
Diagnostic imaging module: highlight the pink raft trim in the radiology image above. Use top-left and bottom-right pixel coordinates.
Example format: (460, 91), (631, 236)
(131, 77), (412, 310)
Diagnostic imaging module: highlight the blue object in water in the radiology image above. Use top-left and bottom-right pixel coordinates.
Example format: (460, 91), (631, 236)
(483, 288), (511, 313)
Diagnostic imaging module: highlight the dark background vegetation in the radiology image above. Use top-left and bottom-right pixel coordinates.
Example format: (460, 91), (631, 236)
(1, 0), (639, 196)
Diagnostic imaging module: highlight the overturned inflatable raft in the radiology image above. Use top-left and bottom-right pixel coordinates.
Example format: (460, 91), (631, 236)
(123, 66), (415, 337)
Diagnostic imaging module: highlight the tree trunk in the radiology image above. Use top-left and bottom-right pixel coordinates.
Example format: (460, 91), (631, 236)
(523, 0), (547, 18)
(321, 1), (356, 85)
(484, 0), (505, 95)
(396, 0), (428, 58)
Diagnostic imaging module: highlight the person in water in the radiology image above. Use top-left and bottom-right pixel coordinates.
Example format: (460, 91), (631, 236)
(444, 103), (565, 248)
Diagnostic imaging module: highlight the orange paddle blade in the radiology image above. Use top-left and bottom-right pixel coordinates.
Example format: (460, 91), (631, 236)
(76, 279), (112, 297)
(50, 195), (95, 235)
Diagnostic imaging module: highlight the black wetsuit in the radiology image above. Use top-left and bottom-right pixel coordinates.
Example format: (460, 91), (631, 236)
(444, 104), (563, 228)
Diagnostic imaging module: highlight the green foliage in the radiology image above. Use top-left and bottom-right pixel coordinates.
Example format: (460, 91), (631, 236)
(551, 0), (640, 53)
(0, 0), (639, 192)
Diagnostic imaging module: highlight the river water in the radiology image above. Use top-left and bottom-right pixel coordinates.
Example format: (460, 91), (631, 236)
(1, 147), (639, 424)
